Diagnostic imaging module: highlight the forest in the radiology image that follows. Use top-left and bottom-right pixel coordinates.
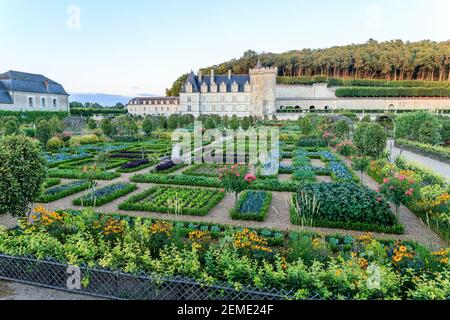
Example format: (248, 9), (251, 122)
(166, 40), (450, 97)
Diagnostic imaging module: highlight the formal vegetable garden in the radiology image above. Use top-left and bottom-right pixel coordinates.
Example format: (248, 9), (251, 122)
(38, 180), (92, 203)
(119, 186), (225, 216)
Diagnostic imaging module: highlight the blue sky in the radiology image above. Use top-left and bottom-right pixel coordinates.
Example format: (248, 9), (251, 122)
(0, 0), (449, 97)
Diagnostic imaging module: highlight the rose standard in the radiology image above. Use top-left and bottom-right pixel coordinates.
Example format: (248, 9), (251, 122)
(219, 164), (257, 205)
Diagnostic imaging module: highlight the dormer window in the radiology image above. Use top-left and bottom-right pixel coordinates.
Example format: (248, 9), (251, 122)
(210, 82), (217, 93)
(201, 82), (208, 93)
(186, 82), (193, 93)
(220, 82), (227, 93)
(231, 81), (238, 93)
(244, 81), (251, 92)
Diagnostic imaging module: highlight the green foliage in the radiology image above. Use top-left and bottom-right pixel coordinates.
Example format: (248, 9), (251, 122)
(0, 136), (47, 216)
(142, 118), (154, 136)
(70, 108), (127, 117)
(395, 111), (441, 142)
(48, 168), (120, 180)
(354, 123), (387, 158)
(291, 182), (402, 233)
(297, 137), (327, 147)
(46, 137), (64, 150)
(119, 186), (225, 216)
(419, 121), (442, 145)
(3, 119), (20, 136)
(0, 111), (68, 124)
(335, 87), (450, 97)
(230, 191), (272, 222)
(166, 74), (188, 97)
(38, 180), (91, 203)
(73, 183), (137, 207)
(35, 119), (53, 145)
(86, 118), (98, 130)
(334, 120), (351, 139)
(100, 118), (116, 138)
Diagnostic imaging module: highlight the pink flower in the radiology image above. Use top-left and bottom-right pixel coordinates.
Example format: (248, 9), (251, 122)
(244, 173), (257, 183)
(383, 178), (390, 184)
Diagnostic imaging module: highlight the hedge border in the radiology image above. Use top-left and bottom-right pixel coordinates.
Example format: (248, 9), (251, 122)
(38, 180), (91, 203)
(48, 169), (121, 181)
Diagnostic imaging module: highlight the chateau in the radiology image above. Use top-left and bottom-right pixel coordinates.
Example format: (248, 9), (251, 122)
(0, 70), (70, 112)
(177, 60), (450, 119)
(127, 97), (180, 117)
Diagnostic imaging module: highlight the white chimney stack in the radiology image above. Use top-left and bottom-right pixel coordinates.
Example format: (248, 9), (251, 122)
(228, 70), (232, 80)
(198, 70), (203, 83)
(211, 69), (215, 83)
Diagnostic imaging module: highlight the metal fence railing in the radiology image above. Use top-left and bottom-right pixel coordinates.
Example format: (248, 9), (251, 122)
(0, 254), (303, 300)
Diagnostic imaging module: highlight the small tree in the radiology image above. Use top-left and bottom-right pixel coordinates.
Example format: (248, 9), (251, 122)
(241, 117), (251, 130)
(36, 119), (53, 145)
(351, 156), (370, 184)
(298, 116), (314, 136)
(230, 116), (239, 131)
(86, 118), (98, 130)
(4, 120), (20, 136)
(100, 118), (116, 138)
(354, 123), (387, 158)
(334, 120), (351, 139)
(219, 165), (256, 205)
(419, 121), (441, 145)
(0, 135), (47, 217)
(142, 118), (154, 136)
(379, 173), (418, 217)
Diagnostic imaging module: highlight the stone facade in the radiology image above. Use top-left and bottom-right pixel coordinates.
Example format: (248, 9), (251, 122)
(127, 97), (180, 116)
(0, 70), (69, 112)
(177, 66), (450, 118)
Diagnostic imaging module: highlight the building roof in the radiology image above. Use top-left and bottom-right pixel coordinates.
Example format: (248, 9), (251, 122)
(0, 81), (13, 104)
(0, 70), (69, 96)
(183, 71), (250, 93)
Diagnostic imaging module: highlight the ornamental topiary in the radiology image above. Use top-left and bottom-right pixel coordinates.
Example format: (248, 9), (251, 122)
(0, 135), (47, 217)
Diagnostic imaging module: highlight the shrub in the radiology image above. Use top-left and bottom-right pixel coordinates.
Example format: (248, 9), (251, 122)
(230, 191), (272, 222)
(0, 136), (47, 216)
(418, 121), (442, 145)
(354, 123), (387, 158)
(3, 120), (20, 136)
(396, 139), (450, 162)
(336, 140), (357, 156)
(46, 137), (64, 150)
(297, 137), (327, 147)
(291, 182), (402, 233)
(395, 111), (441, 142)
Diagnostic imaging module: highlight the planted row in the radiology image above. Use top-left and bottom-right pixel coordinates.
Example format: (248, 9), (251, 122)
(38, 180), (91, 203)
(230, 191), (272, 222)
(119, 186), (225, 216)
(73, 183), (137, 207)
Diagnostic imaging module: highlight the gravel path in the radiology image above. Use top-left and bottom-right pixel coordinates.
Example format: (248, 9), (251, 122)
(0, 281), (101, 300)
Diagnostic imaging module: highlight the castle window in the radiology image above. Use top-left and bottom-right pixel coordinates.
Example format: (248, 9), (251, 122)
(28, 97), (34, 108)
(187, 106), (192, 112)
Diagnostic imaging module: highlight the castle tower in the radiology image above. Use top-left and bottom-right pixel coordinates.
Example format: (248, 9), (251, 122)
(249, 60), (277, 118)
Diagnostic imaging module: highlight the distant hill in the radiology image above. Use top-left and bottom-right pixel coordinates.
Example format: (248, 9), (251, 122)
(167, 39), (450, 97)
(69, 93), (138, 106)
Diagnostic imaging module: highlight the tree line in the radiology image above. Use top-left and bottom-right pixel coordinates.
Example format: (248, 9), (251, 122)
(167, 39), (450, 96)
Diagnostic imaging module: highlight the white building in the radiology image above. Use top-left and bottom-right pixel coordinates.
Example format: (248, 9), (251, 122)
(179, 60), (450, 118)
(0, 70), (69, 112)
(180, 59), (278, 118)
(127, 97), (180, 117)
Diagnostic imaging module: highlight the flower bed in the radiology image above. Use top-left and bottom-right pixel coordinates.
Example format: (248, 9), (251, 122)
(0, 208), (448, 300)
(230, 191), (272, 222)
(73, 183), (137, 207)
(38, 180), (91, 203)
(291, 182), (403, 234)
(183, 164), (233, 177)
(119, 186), (225, 216)
(116, 158), (159, 173)
(396, 139), (450, 163)
(150, 161), (187, 174)
(48, 168), (121, 180)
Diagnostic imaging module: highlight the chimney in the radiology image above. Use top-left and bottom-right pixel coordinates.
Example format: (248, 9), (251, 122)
(44, 80), (49, 92)
(198, 70), (203, 83)
(210, 69), (215, 83)
(228, 70), (232, 80)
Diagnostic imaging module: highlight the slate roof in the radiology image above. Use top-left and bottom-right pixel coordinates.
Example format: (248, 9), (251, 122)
(183, 71), (250, 93)
(0, 70), (69, 96)
(0, 81), (13, 104)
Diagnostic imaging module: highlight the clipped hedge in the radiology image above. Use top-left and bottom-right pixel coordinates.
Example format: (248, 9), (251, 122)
(38, 180), (91, 203)
(328, 78), (450, 88)
(396, 139), (450, 163)
(230, 191), (272, 222)
(335, 87), (450, 97)
(70, 108), (127, 116)
(48, 169), (121, 180)
(131, 174), (222, 188)
(73, 183), (137, 207)
(0, 111), (68, 124)
(291, 182), (403, 234)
